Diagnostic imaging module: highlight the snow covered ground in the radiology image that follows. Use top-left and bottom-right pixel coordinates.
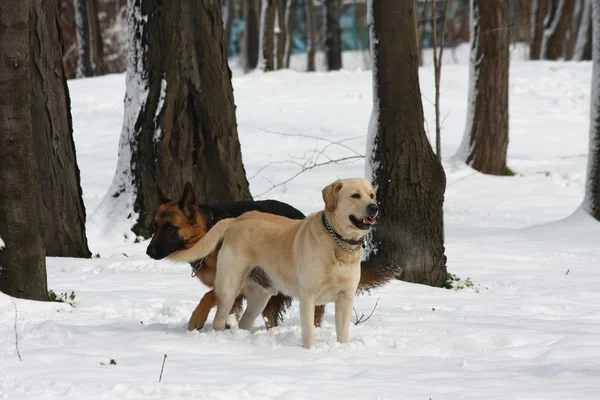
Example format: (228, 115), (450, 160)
(2, 51), (600, 399)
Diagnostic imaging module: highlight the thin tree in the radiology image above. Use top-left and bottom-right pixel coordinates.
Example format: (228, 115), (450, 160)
(75, 0), (105, 77)
(0, 0), (48, 300)
(94, 0), (252, 239)
(573, 0), (592, 61)
(432, 0), (449, 161)
(325, 0), (342, 71)
(530, 0), (549, 60)
(275, 0), (286, 69)
(305, 0), (316, 72)
(242, 0), (260, 71)
(30, 0), (91, 258)
(540, 0), (575, 60)
(284, 0), (297, 68)
(582, 0), (600, 221)
(224, 0), (236, 55)
(365, 0), (447, 286)
(259, 0), (277, 71)
(456, 0), (509, 175)
(566, 0), (585, 60)
(88, 0), (106, 75)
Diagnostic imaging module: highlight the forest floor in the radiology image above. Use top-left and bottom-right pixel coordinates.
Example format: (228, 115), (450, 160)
(1, 49), (599, 399)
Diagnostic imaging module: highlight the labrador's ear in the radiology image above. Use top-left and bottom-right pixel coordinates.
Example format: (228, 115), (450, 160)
(322, 179), (343, 213)
(156, 184), (170, 205)
(178, 182), (197, 219)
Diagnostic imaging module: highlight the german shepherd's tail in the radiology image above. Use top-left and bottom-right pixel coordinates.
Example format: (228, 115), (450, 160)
(167, 218), (235, 263)
(357, 259), (403, 295)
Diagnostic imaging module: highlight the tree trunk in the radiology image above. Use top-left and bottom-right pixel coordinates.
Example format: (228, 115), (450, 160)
(283, 0), (296, 68)
(259, 0), (276, 71)
(365, 0), (447, 287)
(583, 0), (600, 220)
(457, 0), (509, 175)
(566, 0), (585, 60)
(224, 0), (235, 56)
(530, 0), (549, 60)
(541, 0), (575, 60)
(242, 0), (260, 71)
(325, 0), (342, 71)
(88, 0), (106, 75)
(0, 0), (48, 300)
(95, 0), (252, 239)
(275, 0), (286, 69)
(305, 0), (316, 72)
(573, 0), (592, 61)
(30, 0), (91, 258)
(75, 0), (93, 77)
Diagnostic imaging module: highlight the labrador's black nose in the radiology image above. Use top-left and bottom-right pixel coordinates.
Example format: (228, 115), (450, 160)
(367, 203), (379, 217)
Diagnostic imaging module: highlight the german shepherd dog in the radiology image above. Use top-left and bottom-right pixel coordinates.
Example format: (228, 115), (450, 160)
(146, 182), (401, 331)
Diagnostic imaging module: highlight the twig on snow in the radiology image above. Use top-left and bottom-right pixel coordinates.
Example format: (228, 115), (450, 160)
(353, 298), (380, 326)
(10, 298), (22, 361)
(158, 354), (167, 382)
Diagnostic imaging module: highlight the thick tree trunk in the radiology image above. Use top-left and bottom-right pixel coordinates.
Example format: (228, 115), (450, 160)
(95, 0), (252, 239)
(583, 1), (600, 221)
(0, 0), (48, 300)
(75, 0), (93, 77)
(530, 0), (549, 60)
(325, 0), (342, 71)
(242, 0), (260, 71)
(283, 0), (296, 68)
(458, 0), (509, 175)
(541, 0), (575, 60)
(305, 0), (316, 72)
(30, 0), (91, 258)
(259, 0), (276, 71)
(365, 0), (447, 287)
(224, 0), (235, 55)
(275, 0), (286, 69)
(574, 0), (592, 61)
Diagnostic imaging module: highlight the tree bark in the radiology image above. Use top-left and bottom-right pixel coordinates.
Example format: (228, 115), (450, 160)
(530, 0), (548, 60)
(98, 0), (252, 239)
(0, 0), (48, 300)
(259, 0), (276, 71)
(275, 0), (286, 69)
(242, 0), (260, 71)
(283, 0), (296, 68)
(75, 0), (93, 77)
(30, 0), (91, 258)
(365, 0), (447, 287)
(305, 0), (316, 72)
(583, 0), (600, 221)
(458, 0), (509, 175)
(573, 0), (592, 61)
(541, 0), (575, 60)
(566, 0), (585, 60)
(88, 0), (106, 75)
(325, 0), (342, 71)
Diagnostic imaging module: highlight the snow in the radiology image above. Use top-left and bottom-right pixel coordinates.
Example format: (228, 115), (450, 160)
(1, 52), (599, 398)
(153, 77), (167, 143)
(0, 235), (4, 250)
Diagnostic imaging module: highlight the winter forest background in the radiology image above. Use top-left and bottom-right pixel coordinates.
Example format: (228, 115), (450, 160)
(1, 0), (600, 398)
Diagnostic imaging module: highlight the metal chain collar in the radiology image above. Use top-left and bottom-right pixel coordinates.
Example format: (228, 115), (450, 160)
(190, 258), (204, 277)
(322, 213), (365, 253)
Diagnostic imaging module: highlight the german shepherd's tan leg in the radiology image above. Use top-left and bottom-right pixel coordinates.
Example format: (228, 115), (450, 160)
(188, 290), (217, 331)
(314, 305), (325, 327)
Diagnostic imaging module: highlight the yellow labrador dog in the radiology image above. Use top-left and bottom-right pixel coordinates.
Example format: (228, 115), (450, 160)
(168, 178), (378, 349)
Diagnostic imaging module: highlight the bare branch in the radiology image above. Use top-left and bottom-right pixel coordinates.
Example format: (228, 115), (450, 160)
(353, 298), (380, 325)
(10, 298), (22, 361)
(158, 354), (167, 382)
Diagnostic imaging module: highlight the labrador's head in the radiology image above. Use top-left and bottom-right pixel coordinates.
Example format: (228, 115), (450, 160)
(322, 178), (378, 236)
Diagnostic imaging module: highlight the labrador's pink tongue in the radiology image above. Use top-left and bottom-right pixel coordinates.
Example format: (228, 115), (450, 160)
(365, 217), (376, 225)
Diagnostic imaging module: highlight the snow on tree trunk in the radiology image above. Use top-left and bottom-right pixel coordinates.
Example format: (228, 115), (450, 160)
(456, 0), (509, 176)
(573, 0), (592, 61)
(583, 1), (600, 221)
(365, 0), (447, 287)
(305, 0), (316, 72)
(0, 0), (48, 300)
(283, 0), (296, 68)
(90, 0), (251, 240)
(242, 0), (260, 71)
(530, 0), (549, 60)
(259, 0), (276, 71)
(540, 0), (574, 60)
(325, 0), (342, 71)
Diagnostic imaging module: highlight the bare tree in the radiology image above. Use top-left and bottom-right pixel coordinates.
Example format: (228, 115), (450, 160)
(530, 0), (549, 60)
(95, 0), (252, 239)
(75, 0), (105, 77)
(242, 0), (260, 71)
(0, 0), (48, 300)
(224, 0), (236, 55)
(457, 0), (509, 175)
(366, 0), (447, 286)
(325, 0), (342, 71)
(275, 0), (286, 69)
(259, 0), (277, 71)
(540, 0), (575, 60)
(305, 0), (316, 72)
(284, 0), (297, 68)
(432, 0), (449, 161)
(573, 0), (592, 61)
(30, 0), (91, 258)
(582, 0), (600, 221)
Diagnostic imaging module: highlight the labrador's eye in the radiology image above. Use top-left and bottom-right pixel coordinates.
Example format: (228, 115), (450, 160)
(369, 193), (375, 199)
(351, 193), (361, 199)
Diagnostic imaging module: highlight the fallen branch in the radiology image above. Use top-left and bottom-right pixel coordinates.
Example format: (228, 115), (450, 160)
(158, 354), (167, 382)
(353, 298), (380, 325)
(10, 298), (22, 361)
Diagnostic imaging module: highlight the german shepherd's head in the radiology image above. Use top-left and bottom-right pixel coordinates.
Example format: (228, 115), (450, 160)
(146, 182), (208, 260)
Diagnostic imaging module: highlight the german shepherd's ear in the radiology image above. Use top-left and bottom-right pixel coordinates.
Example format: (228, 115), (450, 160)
(156, 184), (170, 204)
(322, 179), (343, 213)
(179, 182), (197, 220)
